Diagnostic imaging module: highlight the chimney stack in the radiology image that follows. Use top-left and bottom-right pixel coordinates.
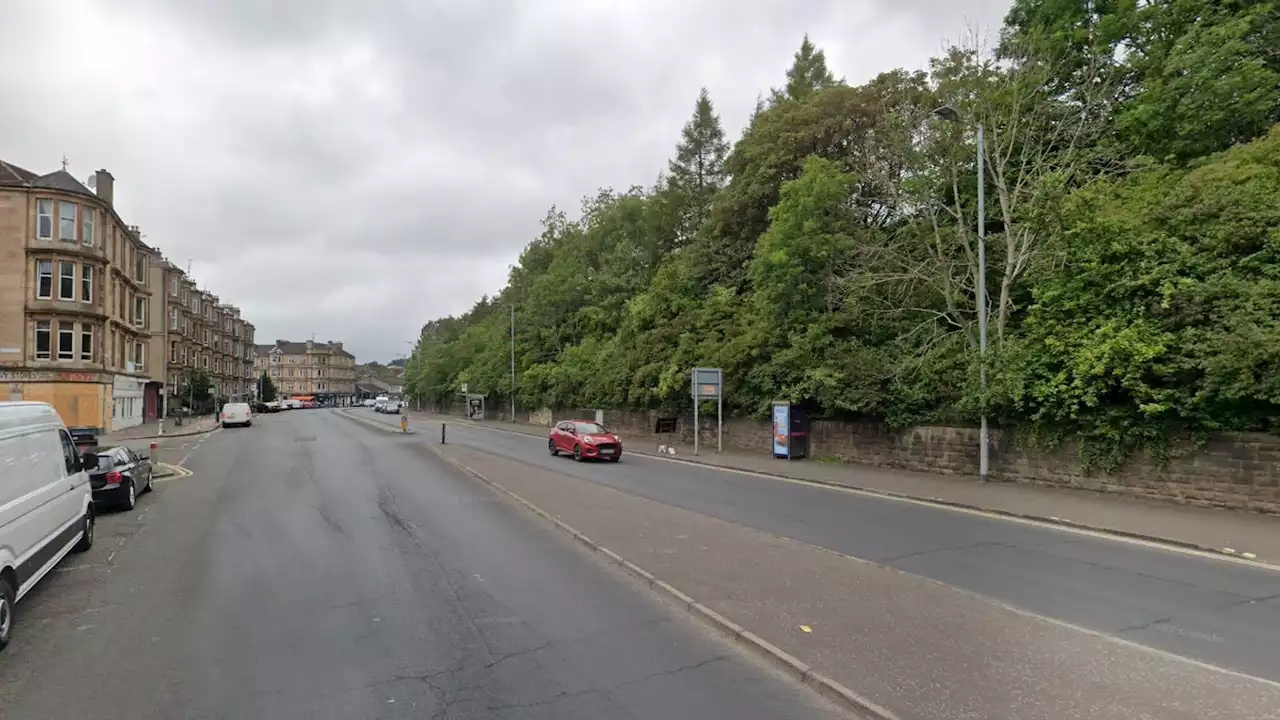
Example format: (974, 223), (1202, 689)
(94, 169), (114, 206)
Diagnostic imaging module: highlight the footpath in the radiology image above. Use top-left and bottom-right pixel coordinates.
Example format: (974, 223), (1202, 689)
(100, 415), (219, 443)
(409, 411), (1280, 565)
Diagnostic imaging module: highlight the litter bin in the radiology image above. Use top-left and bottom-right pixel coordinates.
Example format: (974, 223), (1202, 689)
(771, 401), (809, 460)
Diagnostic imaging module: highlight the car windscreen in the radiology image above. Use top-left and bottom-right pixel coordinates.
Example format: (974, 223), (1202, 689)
(574, 422), (608, 434)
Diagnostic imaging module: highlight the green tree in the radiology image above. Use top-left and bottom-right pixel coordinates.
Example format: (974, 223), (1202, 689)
(1000, 126), (1280, 467)
(188, 369), (213, 405)
(258, 373), (278, 402)
(772, 34), (840, 103)
(667, 88), (729, 243)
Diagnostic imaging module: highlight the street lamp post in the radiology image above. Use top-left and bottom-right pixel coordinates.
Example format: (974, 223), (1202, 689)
(934, 105), (989, 482)
(509, 305), (516, 422)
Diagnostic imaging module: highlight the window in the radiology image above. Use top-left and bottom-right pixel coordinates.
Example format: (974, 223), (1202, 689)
(134, 342), (144, 369)
(170, 276), (178, 296)
(134, 255), (146, 282)
(81, 264), (93, 302)
(134, 297), (145, 327)
(59, 201), (77, 241)
(182, 316), (189, 334)
(59, 261), (75, 300)
(203, 329), (210, 344)
(58, 431), (77, 476)
(170, 341), (178, 363)
(37, 260), (53, 299)
(35, 320), (51, 359)
(37, 199), (53, 239)
(57, 321), (74, 360)
(80, 325), (94, 361)
(170, 307), (178, 330)
(181, 346), (188, 364)
(81, 207), (94, 246)
(202, 354), (209, 369)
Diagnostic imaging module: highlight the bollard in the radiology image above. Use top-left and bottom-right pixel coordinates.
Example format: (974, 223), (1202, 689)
(400, 414), (408, 433)
(441, 422), (447, 444)
(150, 441), (160, 469)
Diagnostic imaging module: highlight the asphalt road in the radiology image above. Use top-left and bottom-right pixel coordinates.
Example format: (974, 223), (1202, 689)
(0, 410), (845, 720)
(377, 412), (1280, 684)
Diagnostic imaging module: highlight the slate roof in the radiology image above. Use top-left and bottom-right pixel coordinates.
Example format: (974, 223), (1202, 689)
(0, 159), (37, 186)
(256, 340), (355, 359)
(32, 169), (95, 197)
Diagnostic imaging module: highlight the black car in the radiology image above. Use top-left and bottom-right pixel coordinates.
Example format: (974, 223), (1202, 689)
(89, 446), (154, 511)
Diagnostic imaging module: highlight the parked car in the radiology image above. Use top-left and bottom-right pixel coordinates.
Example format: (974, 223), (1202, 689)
(88, 445), (154, 511)
(548, 420), (623, 462)
(251, 401), (269, 414)
(221, 402), (253, 428)
(0, 402), (97, 651)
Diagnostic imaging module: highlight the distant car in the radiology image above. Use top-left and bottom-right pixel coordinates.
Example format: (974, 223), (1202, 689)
(88, 445), (154, 511)
(251, 401), (269, 414)
(548, 420), (622, 462)
(221, 402), (253, 427)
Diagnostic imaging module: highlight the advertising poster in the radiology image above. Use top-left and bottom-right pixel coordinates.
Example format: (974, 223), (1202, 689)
(772, 402), (789, 457)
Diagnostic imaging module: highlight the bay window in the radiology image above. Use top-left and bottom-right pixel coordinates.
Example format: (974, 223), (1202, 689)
(81, 207), (94, 246)
(37, 199), (53, 239)
(57, 321), (74, 360)
(80, 325), (94, 361)
(36, 260), (52, 299)
(35, 320), (51, 359)
(59, 261), (75, 300)
(58, 201), (77, 241)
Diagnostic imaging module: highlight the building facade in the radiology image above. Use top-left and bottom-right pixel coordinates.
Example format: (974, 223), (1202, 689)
(147, 261), (257, 412)
(0, 162), (158, 432)
(2, 158), (259, 430)
(253, 340), (356, 403)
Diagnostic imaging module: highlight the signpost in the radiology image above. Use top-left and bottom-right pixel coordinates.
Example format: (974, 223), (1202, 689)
(690, 367), (723, 455)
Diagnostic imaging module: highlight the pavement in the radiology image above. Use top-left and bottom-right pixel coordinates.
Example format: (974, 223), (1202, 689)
(99, 414), (220, 442)
(0, 409), (845, 720)
(348, 410), (1280, 688)
(407, 411), (1280, 565)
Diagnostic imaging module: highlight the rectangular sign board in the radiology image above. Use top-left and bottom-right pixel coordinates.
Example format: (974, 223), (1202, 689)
(691, 367), (722, 398)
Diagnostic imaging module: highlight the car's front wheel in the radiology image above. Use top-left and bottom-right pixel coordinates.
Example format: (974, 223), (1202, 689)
(548, 439), (558, 456)
(573, 445), (583, 461)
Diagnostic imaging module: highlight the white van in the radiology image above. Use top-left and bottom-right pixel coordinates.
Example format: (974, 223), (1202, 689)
(220, 402), (253, 428)
(0, 402), (97, 650)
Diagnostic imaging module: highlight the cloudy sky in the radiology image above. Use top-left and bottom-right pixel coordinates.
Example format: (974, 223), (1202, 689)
(0, 0), (1010, 363)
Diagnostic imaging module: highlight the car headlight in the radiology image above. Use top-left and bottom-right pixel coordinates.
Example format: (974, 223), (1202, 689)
(583, 436), (596, 444)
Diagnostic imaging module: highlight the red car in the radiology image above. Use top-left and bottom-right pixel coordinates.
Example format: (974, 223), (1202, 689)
(549, 420), (622, 462)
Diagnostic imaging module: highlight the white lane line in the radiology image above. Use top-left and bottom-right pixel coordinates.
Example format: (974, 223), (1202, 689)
(435, 419), (1278, 572)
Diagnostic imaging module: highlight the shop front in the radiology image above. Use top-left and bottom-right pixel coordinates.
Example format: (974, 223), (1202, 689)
(1, 368), (113, 433)
(110, 373), (147, 433)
